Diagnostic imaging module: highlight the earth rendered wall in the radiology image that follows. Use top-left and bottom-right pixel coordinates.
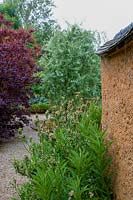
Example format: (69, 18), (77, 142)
(101, 43), (133, 200)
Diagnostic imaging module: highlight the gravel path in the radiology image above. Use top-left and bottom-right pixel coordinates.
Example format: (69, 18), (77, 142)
(0, 114), (46, 200)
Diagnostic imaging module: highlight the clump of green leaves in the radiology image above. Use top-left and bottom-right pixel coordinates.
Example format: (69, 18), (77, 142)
(29, 103), (50, 114)
(13, 103), (112, 200)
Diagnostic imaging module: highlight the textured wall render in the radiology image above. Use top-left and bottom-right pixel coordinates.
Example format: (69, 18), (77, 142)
(101, 43), (133, 200)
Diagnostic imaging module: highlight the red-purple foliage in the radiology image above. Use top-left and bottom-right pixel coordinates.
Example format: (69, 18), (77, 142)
(0, 14), (40, 139)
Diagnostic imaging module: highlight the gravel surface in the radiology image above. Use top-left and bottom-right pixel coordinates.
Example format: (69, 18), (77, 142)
(0, 114), (46, 200)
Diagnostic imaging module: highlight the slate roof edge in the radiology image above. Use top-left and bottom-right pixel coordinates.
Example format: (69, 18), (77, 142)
(96, 23), (133, 56)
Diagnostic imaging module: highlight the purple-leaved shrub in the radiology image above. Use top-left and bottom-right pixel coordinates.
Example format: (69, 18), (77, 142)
(0, 14), (40, 139)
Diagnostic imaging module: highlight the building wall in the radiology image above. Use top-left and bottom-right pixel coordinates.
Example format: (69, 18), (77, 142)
(101, 43), (133, 200)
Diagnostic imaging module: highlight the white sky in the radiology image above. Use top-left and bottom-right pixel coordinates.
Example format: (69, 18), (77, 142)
(0, 0), (132, 40)
(53, 0), (133, 40)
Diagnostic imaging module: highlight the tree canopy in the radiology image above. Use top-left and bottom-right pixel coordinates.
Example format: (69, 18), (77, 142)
(0, 0), (58, 44)
(39, 24), (101, 106)
(0, 0), (22, 29)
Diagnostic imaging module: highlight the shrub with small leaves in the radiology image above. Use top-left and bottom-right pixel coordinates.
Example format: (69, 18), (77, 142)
(40, 24), (101, 104)
(0, 14), (40, 139)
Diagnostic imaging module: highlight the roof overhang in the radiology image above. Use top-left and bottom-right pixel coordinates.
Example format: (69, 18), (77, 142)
(96, 23), (133, 56)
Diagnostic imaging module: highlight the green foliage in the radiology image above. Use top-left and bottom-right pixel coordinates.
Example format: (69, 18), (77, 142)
(0, 0), (58, 44)
(29, 103), (50, 113)
(12, 182), (37, 200)
(85, 103), (102, 128)
(13, 103), (112, 200)
(48, 95), (90, 127)
(17, 0), (54, 27)
(0, 0), (22, 29)
(39, 24), (101, 108)
(31, 71), (46, 96)
(17, 0), (58, 44)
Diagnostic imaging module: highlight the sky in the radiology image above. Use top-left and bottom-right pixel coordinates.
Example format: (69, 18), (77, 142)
(0, 0), (132, 41)
(53, 0), (133, 40)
